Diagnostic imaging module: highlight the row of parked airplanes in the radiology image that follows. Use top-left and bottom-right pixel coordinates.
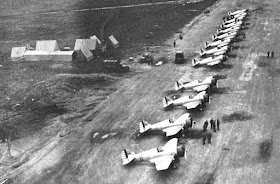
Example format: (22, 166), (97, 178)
(121, 9), (248, 171)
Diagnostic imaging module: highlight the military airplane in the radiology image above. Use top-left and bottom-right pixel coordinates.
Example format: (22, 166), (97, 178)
(212, 31), (237, 41)
(139, 113), (194, 136)
(228, 9), (247, 16)
(121, 138), (185, 171)
(200, 45), (230, 56)
(175, 76), (218, 92)
(217, 26), (240, 35)
(163, 91), (210, 110)
(220, 21), (243, 29)
(205, 38), (231, 48)
(192, 54), (227, 67)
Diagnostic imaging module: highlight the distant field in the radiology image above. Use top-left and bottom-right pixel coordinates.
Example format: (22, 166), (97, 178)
(0, 0), (176, 14)
(0, 0), (214, 56)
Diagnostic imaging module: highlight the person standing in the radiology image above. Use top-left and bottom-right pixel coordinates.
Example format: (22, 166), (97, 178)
(173, 40), (176, 47)
(267, 51), (270, 58)
(210, 118), (215, 129)
(271, 51), (274, 58)
(207, 131), (212, 144)
(216, 118), (220, 131)
(204, 120), (209, 130)
(202, 132), (206, 145)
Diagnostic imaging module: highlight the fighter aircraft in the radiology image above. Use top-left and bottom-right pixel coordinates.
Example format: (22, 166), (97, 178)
(228, 9), (247, 16)
(200, 45), (230, 56)
(139, 113), (194, 136)
(205, 38), (231, 48)
(223, 17), (242, 25)
(212, 31), (237, 41)
(175, 76), (218, 92)
(163, 91), (210, 110)
(192, 54), (227, 67)
(217, 26), (240, 35)
(121, 138), (185, 171)
(220, 21), (243, 29)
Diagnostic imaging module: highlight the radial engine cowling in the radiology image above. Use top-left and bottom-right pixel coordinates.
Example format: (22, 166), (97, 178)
(176, 145), (185, 158)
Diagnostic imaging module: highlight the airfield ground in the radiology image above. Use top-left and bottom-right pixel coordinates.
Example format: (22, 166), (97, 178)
(1, 0), (280, 183)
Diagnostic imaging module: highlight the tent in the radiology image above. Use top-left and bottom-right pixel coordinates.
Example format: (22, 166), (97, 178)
(11, 46), (26, 61)
(90, 35), (101, 45)
(23, 50), (75, 61)
(35, 40), (59, 52)
(108, 35), (119, 48)
(74, 39), (97, 51)
(80, 45), (93, 61)
(51, 51), (75, 62)
(23, 51), (52, 61)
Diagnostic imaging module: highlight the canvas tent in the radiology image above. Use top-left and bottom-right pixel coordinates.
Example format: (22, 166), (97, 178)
(90, 35), (101, 45)
(23, 50), (75, 62)
(35, 40), (59, 51)
(108, 35), (119, 48)
(74, 39), (97, 51)
(51, 51), (75, 62)
(23, 51), (53, 61)
(11, 46), (26, 61)
(80, 45), (93, 61)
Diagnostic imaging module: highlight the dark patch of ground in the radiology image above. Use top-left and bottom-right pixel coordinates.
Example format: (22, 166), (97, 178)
(268, 68), (280, 77)
(222, 111), (254, 123)
(258, 138), (273, 163)
(193, 172), (216, 184)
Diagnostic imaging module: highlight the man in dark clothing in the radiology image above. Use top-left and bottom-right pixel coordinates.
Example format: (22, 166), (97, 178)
(267, 51), (270, 58)
(202, 132), (206, 145)
(210, 118), (215, 129)
(204, 120), (209, 130)
(216, 118), (220, 131)
(271, 51), (274, 58)
(173, 40), (176, 47)
(213, 122), (216, 132)
(207, 132), (212, 144)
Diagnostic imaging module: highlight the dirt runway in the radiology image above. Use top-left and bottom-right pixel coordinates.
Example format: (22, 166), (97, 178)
(2, 0), (280, 183)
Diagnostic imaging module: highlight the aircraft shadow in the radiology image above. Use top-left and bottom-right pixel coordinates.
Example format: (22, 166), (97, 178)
(213, 74), (227, 80)
(210, 63), (233, 70)
(213, 87), (231, 94)
(183, 129), (205, 139)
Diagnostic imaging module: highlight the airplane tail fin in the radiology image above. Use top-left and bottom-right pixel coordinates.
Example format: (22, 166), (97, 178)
(175, 81), (183, 90)
(139, 120), (151, 133)
(199, 49), (205, 56)
(192, 58), (199, 67)
(205, 41), (209, 48)
(121, 149), (136, 165)
(163, 96), (173, 108)
(212, 34), (216, 41)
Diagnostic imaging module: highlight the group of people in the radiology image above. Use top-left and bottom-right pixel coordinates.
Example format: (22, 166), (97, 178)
(202, 118), (220, 145)
(267, 51), (275, 58)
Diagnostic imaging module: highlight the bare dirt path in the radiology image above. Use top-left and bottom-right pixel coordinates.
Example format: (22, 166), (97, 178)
(2, 0), (280, 183)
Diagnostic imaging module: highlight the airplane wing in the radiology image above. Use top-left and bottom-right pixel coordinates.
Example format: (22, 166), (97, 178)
(193, 85), (209, 92)
(156, 119), (171, 126)
(183, 101), (201, 109)
(207, 60), (221, 66)
(149, 138), (178, 170)
(162, 126), (182, 136)
(185, 79), (199, 86)
(150, 155), (174, 171)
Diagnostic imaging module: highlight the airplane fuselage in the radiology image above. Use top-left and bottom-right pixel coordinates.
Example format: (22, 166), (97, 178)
(134, 148), (176, 162)
(171, 92), (205, 106)
(150, 121), (186, 131)
(198, 55), (224, 65)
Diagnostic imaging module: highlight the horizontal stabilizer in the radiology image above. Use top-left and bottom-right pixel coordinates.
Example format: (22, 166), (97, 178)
(163, 96), (173, 108)
(139, 120), (151, 133)
(121, 149), (136, 165)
